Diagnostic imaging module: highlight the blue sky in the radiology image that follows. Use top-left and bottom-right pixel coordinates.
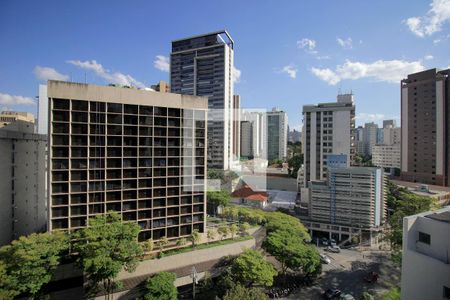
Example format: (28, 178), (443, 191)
(1, 0), (449, 129)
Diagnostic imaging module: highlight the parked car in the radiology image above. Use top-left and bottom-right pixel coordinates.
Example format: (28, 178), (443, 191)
(328, 239), (337, 247)
(321, 237), (329, 246)
(340, 294), (355, 300)
(322, 288), (342, 299)
(325, 246), (341, 253)
(320, 254), (331, 264)
(364, 271), (379, 283)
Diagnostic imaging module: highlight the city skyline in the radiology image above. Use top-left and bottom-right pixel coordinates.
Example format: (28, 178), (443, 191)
(1, 0), (450, 130)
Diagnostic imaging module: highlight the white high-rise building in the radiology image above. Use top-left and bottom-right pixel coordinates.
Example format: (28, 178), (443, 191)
(241, 110), (266, 158)
(302, 93), (355, 186)
(171, 30), (234, 170)
(240, 121), (253, 158)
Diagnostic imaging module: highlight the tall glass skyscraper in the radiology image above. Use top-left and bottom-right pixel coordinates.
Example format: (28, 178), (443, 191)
(171, 30), (235, 170)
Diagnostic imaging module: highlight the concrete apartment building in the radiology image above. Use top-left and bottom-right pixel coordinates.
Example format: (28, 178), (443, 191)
(170, 30), (235, 170)
(372, 144), (401, 169)
(288, 128), (301, 143)
(151, 80), (170, 93)
(0, 120), (47, 245)
(47, 81), (208, 242)
(361, 122), (378, 156)
(266, 107), (288, 161)
(232, 95), (241, 160)
(0, 111), (35, 128)
(304, 166), (386, 243)
(401, 68), (450, 187)
(302, 93), (355, 186)
(240, 121), (253, 158)
(401, 206), (450, 300)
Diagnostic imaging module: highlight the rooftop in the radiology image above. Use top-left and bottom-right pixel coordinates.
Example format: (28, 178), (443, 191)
(425, 210), (450, 224)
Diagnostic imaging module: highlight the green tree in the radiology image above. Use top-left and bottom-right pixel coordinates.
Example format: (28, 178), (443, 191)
(239, 222), (251, 236)
(229, 224), (238, 240)
(381, 287), (400, 300)
(158, 237), (169, 256)
(265, 212), (310, 240)
(362, 292), (375, 300)
(190, 230), (200, 249)
(176, 238), (187, 247)
(73, 212), (142, 299)
(144, 272), (177, 300)
(0, 232), (69, 299)
(208, 191), (231, 216)
(287, 154), (303, 178)
(207, 229), (216, 244)
(223, 206), (239, 221)
(263, 230), (320, 275)
(143, 239), (154, 253)
(231, 249), (277, 287)
(222, 284), (269, 300)
(218, 226), (229, 240)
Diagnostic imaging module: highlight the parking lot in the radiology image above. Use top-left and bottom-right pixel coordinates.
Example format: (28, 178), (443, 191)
(282, 248), (401, 299)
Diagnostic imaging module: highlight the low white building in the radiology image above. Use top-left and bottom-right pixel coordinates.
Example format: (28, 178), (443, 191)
(401, 206), (450, 300)
(372, 144), (401, 169)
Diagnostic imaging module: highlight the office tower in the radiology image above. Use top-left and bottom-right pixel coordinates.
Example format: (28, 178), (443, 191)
(401, 68), (450, 186)
(355, 126), (365, 155)
(383, 119), (396, 129)
(401, 206), (450, 300)
(232, 95), (241, 160)
(47, 81), (208, 242)
(308, 167), (385, 228)
(0, 120), (47, 245)
(372, 144), (401, 169)
(241, 111), (266, 158)
(302, 93), (355, 186)
(151, 80), (170, 93)
(376, 128), (384, 144)
(362, 122), (378, 156)
(383, 125), (401, 145)
(266, 108), (288, 161)
(170, 30), (234, 170)
(0, 111), (35, 128)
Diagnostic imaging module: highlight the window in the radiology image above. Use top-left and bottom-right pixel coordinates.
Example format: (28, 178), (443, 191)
(418, 231), (431, 245)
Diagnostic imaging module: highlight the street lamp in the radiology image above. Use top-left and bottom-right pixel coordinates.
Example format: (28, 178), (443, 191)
(190, 266), (198, 300)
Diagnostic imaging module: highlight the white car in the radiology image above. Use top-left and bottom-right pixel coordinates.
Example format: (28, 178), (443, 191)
(320, 254), (331, 264)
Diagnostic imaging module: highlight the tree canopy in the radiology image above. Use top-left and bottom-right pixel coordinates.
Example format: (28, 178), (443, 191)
(208, 191), (231, 208)
(144, 272), (177, 300)
(221, 284), (268, 300)
(0, 231), (69, 299)
(231, 249), (277, 287)
(73, 211), (143, 297)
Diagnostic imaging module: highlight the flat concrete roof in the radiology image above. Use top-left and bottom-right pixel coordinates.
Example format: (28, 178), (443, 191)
(426, 210), (450, 223)
(47, 81), (208, 110)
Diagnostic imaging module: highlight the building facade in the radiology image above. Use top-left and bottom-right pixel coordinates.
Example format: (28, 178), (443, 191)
(266, 108), (288, 161)
(232, 95), (241, 160)
(240, 121), (253, 158)
(151, 80), (170, 93)
(0, 121), (47, 245)
(372, 144), (401, 169)
(47, 81), (208, 242)
(362, 122), (378, 156)
(170, 30), (234, 170)
(308, 167), (385, 228)
(302, 93), (355, 186)
(401, 206), (450, 300)
(0, 111), (35, 128)
(241, 110), (266, 158)
(401, 68), (450, 186)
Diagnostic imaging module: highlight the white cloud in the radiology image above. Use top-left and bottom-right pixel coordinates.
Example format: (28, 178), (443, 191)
(281, 65), (298, 79)
(297, 38), (317, 54)
(232, 66), (241, 83)
(67, 60), (146, 88)
(0, 93), (35, 106)
(337, 37), (353, 49)
(405, 0), (450, 37)
(154, 55), (170, 72)
(311, 59), (425, 85)
(33, 66), (69, 81)
(356, 113), (386, 123)
(424, 54), (434, 60)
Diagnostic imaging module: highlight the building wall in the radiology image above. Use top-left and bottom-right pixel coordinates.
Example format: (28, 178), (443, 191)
(401, 68), (450, 186)
(401, 207), (450, 300)
(47, 81), (208, 242)
(372, 144), (401, 169)
(240, 121), (253, 158)
(266, 109), (288, 161)
(0, 126), (47, 245)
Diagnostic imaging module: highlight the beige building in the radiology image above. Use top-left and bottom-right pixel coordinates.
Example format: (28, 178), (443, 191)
(151, 80), (170, 93)
(372, 144), (401, 169)
(0, 120), (47, 245)
(401, 206), (450, 300)
(47, 81), (208, 242)
(0, 111), (35, 128)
